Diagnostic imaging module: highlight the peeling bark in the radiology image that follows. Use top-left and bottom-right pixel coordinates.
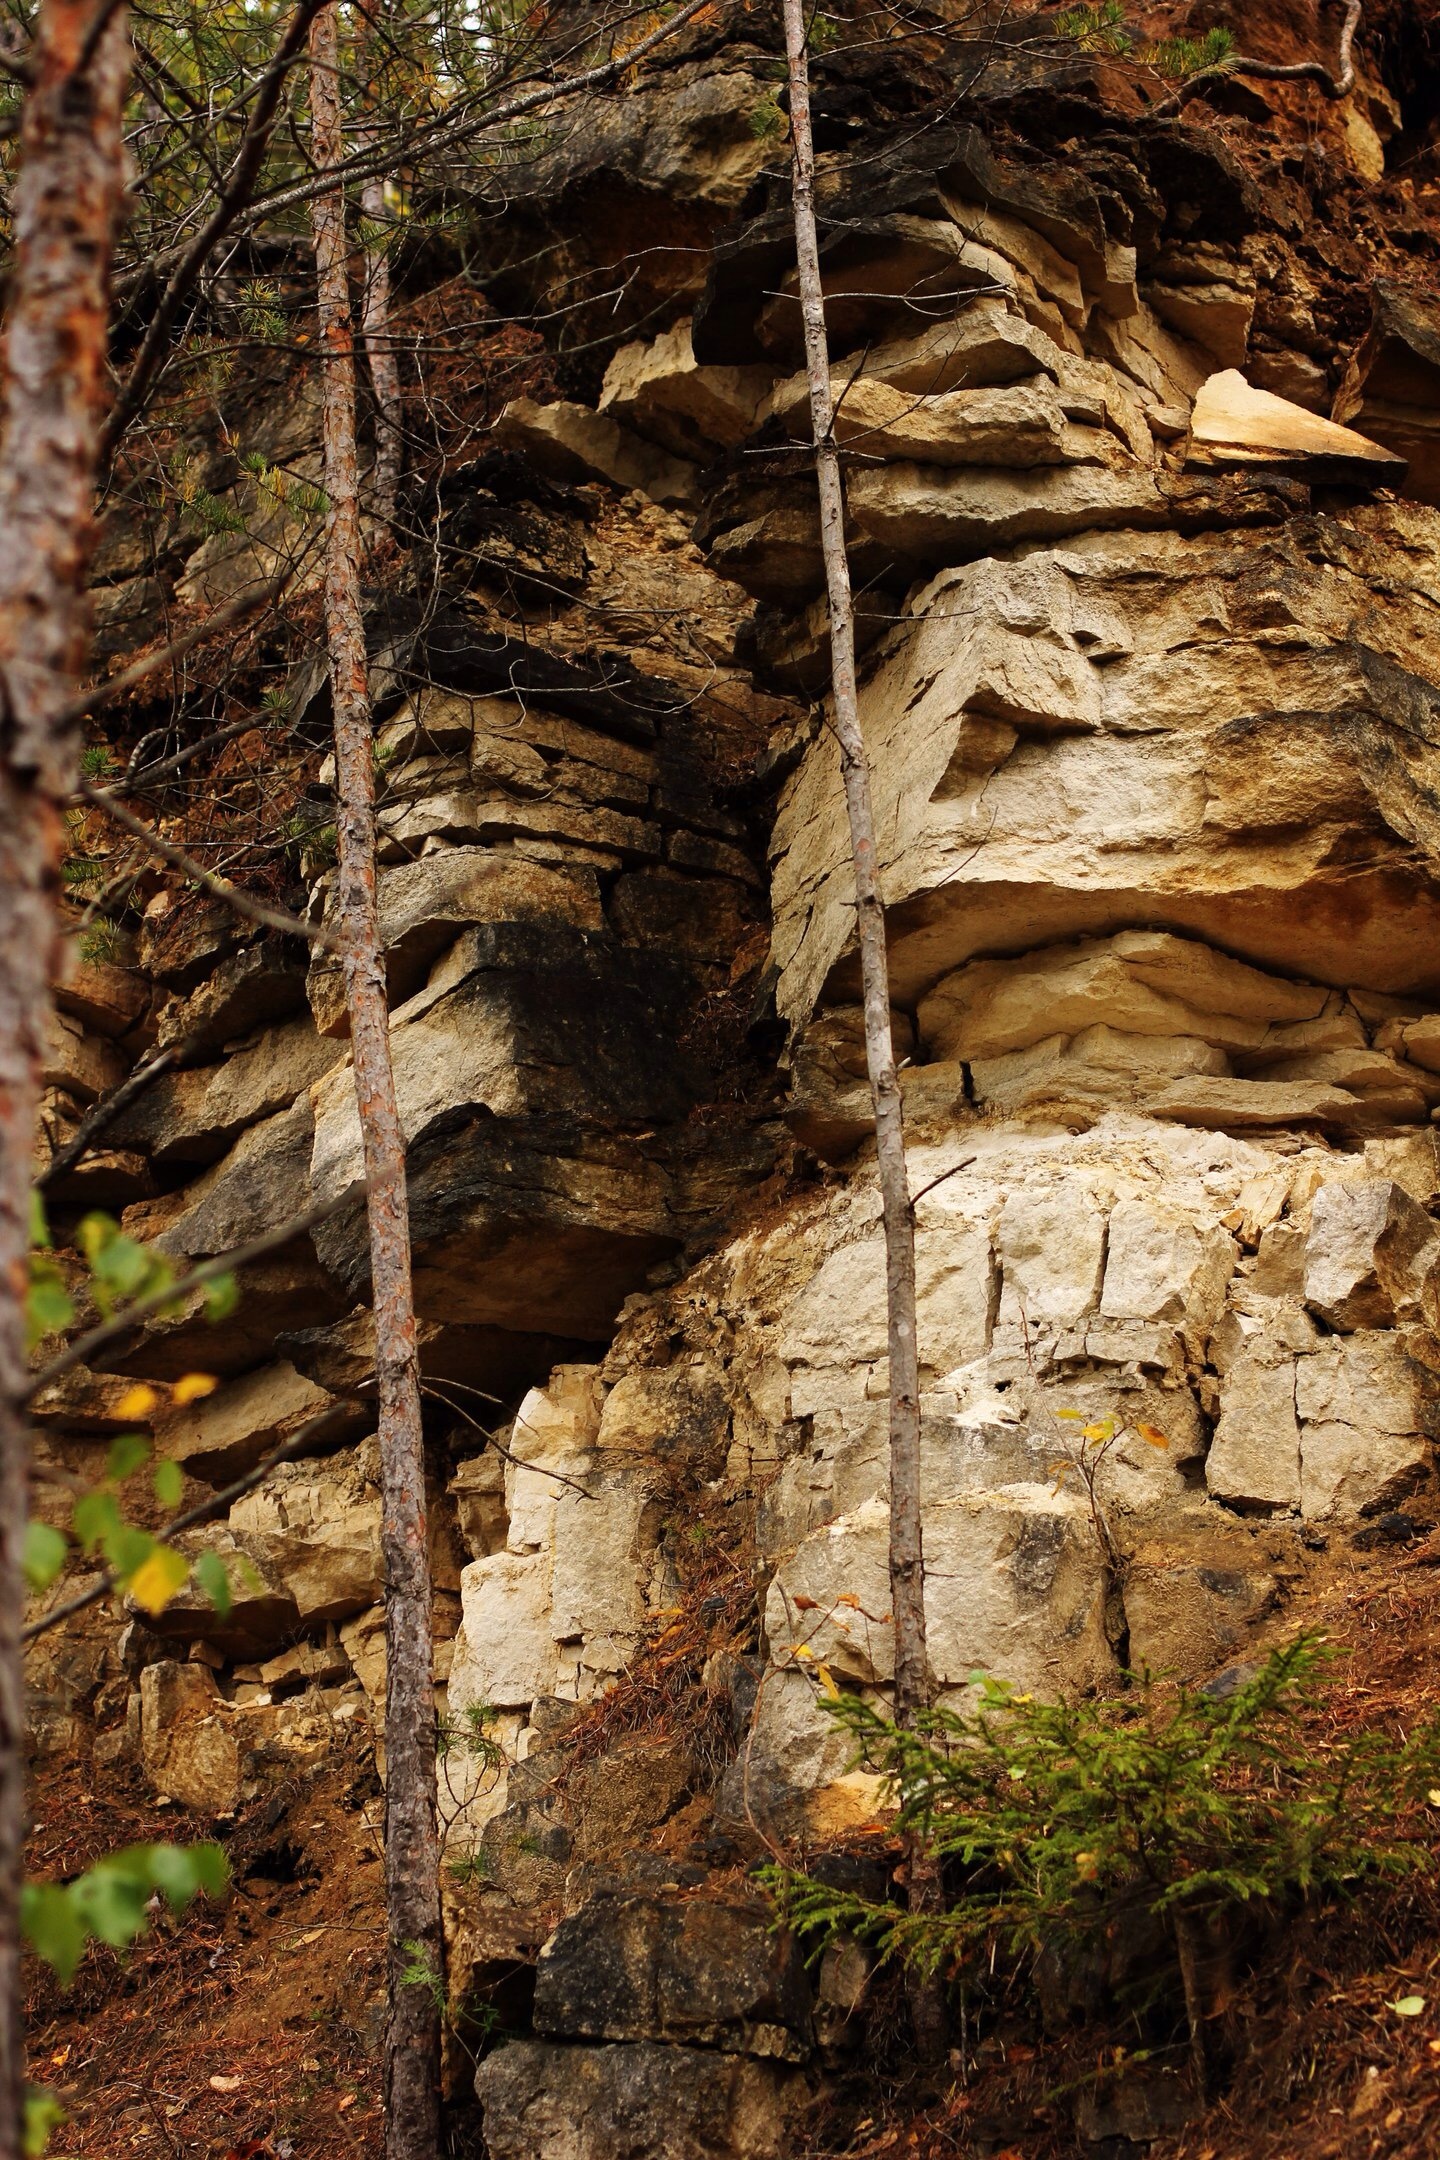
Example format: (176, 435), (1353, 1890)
(0, 0), (131, 2140)
(309, 9), (441, 2151)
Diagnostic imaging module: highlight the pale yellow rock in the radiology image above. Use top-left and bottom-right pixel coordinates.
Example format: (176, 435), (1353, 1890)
(1402, 1015), (1440, 1073)
(847, 450), (1164, 563)
(1296, 1332), (1433, 1519)
(229, 1442), (383, 1624)
(763, 1485), (1112, 1694)
(140, 1662), (242, 1814)
(770, 375), (1078, 468)
(44, 1010), (125, 1104)
(968, 1030), (1230, 1116)
(451, 1550), (557, 1710)
(941, 193), (1087, 327)
(1206, 1341), (1301, 1512)
(494, 396), (698, 507)
(507, 1365), (603, 1555)
(1187, 370), (1406, 481)
(804, 304), (1060, 400)
(1147, 1077), (1363, 1131)
(154, 1359), (359, 1483)
(600, 319), (771, 460)
(921, 931), (1322, 1063)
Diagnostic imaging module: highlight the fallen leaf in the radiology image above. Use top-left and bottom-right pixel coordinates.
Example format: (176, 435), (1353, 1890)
(209, 2075), (243, 2093)
(299, 2060), (320, 2075)
(1390, 1995), (1426, 2017)
(337, 2095), (356, 2112)
(50, 2047), (70, 2067)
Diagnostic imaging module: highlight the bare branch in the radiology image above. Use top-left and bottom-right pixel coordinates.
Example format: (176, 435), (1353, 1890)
(76, 776), (346, 949)
(102, 0), (331, 460)
(37, 1039), (181, 1191)
(22, 1403), (359, 1642)
(58, 556), (313, 732)
(25, 1181), (369, 1401)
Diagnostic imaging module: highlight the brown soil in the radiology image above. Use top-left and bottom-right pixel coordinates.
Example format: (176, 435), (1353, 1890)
(25, 1741), (387, 2160)
(796, 1558), (1440, 2160)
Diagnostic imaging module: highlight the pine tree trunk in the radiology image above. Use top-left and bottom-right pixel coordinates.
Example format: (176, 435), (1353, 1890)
(780, 0), (946, 2063)
(0, 0), (130, 2142)
(308, 12), (442, 2153)
(357, 6), (401, 526)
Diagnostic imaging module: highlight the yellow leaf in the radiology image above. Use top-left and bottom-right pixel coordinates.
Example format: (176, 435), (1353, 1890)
(790, 1644), (815, 1660)
(114, 1384), (160, 1420)
(816, 1664), (840, 1699)
(127, 1544), (191, 1616)
(171, 1372), (218, 1406)
(1082, 1420), (1114, 1442)
(1135, 1422), (1170, 1450)
(1074, 1851), (1099, 1881)
(1055, 1409), (1084, 1421)
(1427, 1789), (1440, 1808)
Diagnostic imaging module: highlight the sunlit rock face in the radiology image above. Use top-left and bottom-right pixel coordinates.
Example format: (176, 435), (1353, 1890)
(34, 15), (1440, 2147)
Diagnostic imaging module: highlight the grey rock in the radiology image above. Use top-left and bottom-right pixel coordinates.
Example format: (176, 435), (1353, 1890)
(476, 2039), (800, 2160)
(533, 1894), (813, 2059)
(1303, 1177), (1437, 1332)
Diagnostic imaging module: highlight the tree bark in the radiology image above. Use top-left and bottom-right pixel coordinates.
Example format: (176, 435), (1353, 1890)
(779, 0), (925, 1732)
(309, 10), (442, 2153)
(0, 0), (131, 2143)
(780, 0), (946, 2062)
(357, 5), (401, 527)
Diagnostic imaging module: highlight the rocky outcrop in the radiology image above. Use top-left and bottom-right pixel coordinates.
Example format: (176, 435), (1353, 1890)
(29, 9), (1440, 2153)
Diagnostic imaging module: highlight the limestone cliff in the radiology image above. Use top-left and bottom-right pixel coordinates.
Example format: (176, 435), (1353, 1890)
(27, 3), (1440, 2152)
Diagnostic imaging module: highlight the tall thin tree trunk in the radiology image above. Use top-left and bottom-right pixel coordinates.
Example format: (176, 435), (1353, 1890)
(357, 5), (401, 527)
(778, 0), (925, 1734)
(780, 0), (946, 2062)
(309, 11), (441, 2153)
(0, 0), (130, 2142)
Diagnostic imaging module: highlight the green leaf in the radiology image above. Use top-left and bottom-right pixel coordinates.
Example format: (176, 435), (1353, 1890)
(106, 1432), (151, 1483)
(70, 1861), (150, 1950)
(1391, 1995), (1426, 2016)
(26, 1262), (74, 1351)
(71, 1490), (121, 1556)
(203, 1272), (238, 1320)
(29, 1191), (52, 1249)
(20, 1885), (86, 1986)
(148, 1841), (228, 1909)
(194, 1547), (233, 1618)
(153, 1457), (184, 1509)
(107, 1527), (156, 1579)
(23, 1523), (68, 1592)
(24, 2088), (66, 2158)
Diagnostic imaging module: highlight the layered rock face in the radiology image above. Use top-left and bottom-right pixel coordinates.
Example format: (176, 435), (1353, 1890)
(29, 9), (1440, 2152)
